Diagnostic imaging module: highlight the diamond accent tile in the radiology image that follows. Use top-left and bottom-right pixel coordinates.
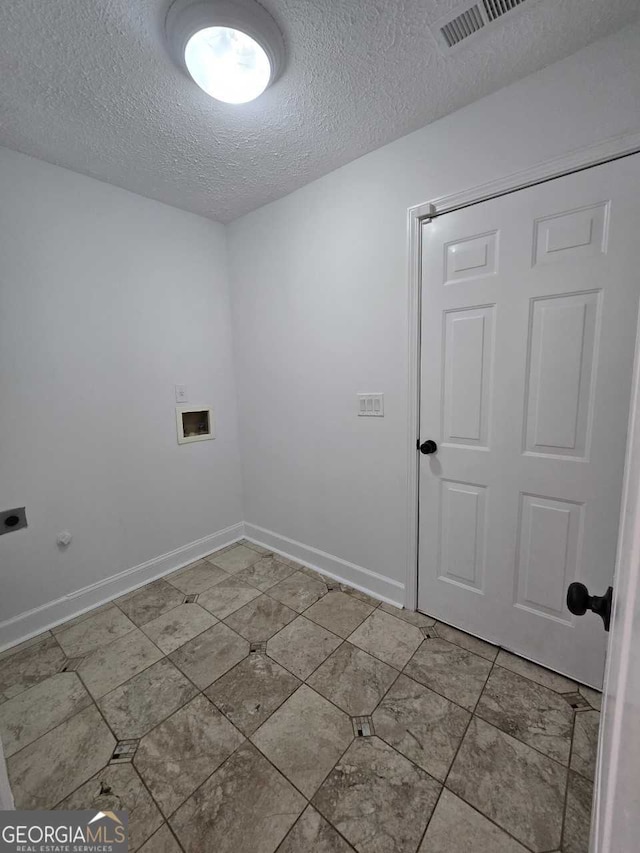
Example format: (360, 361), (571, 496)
(110, 739), (140, 764)
(562, 691), (591, 710)
(352, 715), (374, 737)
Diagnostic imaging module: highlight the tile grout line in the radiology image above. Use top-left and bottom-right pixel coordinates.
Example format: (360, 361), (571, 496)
(441, 652), (559, 853)
(410, 642), (498, 853)
(560, 711), (580, 852)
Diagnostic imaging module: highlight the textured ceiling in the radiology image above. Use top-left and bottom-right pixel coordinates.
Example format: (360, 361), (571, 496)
(0, 0), (637, 222)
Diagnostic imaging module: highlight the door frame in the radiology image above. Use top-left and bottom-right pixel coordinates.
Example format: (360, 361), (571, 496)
(593, 298), (640, 850)
(405, 128), (640, 612)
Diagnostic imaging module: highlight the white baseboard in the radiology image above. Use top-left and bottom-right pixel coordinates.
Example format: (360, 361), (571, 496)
(0, 522), (245, 652)
(0, 520), (406, 653)
(244, 522), (405, 606)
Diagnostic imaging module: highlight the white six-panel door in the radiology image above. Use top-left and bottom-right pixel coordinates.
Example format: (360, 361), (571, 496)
(418, 155), (640, 686)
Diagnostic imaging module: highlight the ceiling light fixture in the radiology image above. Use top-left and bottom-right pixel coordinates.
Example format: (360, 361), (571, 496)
(166, 0), (285, 104)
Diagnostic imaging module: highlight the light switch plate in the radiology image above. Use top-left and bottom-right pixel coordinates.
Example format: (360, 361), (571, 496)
(357, 393), (384, 417)
(175, 385), (188, 403)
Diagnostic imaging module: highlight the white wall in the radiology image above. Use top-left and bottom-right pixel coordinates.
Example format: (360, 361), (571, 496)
(0, 149), (243, 636)
(227, 22), (640, 602)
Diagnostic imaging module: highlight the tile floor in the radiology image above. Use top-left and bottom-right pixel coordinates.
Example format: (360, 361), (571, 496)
(0, 540), (600, 853)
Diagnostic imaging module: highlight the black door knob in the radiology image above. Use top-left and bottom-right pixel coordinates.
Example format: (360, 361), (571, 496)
(567, 582), (613, 632)
(420, 440), (438, 455)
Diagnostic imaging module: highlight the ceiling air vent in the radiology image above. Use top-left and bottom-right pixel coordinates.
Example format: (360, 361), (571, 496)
(440, 5), (485, 48)
(483, 0), (527, 21)
(431, 0), (530, 52)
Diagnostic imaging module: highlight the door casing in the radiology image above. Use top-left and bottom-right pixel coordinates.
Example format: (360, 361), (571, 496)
(405, 128), (640, 613)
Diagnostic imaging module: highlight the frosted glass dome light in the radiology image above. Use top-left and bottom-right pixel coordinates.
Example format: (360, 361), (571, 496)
(185, 26), (271, 104)
(166, 0), (285, 106)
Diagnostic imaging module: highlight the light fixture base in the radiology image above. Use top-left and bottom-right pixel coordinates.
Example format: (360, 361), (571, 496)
(166, 0), (285, 93)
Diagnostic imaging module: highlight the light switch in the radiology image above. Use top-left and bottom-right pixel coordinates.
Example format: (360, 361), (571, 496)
(357, 393), (384, 417)
(175, 385), (188, 403)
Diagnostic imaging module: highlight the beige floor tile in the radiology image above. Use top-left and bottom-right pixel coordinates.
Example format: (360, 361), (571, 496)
(379, 602), (435, 628)
(372, 674), (470, 781)
(419, 789), (528, 853)
(338, 584), (381, 608)
(8, 705), (115, 810)
(170, 742), (305, 853)
(51, 602), (115, 634)
(59, 762), (163, 852)
(495, 650), (577, 694)
(197, 576), (261, 619)
(0, 672), (91, 756)
(348, 609), (423, 669)
(447, 717), (567, 852)
(167, 560), (229, 594)
(268, 571), (328, 612)
(562, 770), (594, 853)
(206, 653), (300, 735)
(55, 607), (136, 658)
(116, 580), (184, 628)
(269, 554), (307, 571)
(135, 694), (244, 817)
(267, 616), (341, 680)
(298, 564), (327, 581)
(170, 622), (249, 690)
(237, 539), (272, 555)
(224, 595), (297, 642)
(78, 629), (163, 698)
(141, 603), (217, 654)
(435, 622), (499, 662)
(313, 737), (441, 853)
(307, 643), (397, 716)
(138, 825), (183, 853)
(99, 659), (198, 738)
(404, 638), (492, 711)
(252, 685), (353, 797)
(0, 635), (65, 702)
(570, 710), (600, 780)
(305, 592), (374, 639)
(207, 544), (262, 574)
(278, 805), (355, 853)
(234, 557), (296, 591)
(476, 666), (574, 764)
(0, 631), (52, 662)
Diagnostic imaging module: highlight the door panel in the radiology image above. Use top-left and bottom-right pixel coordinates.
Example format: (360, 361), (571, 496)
(442, 306), (494, 447)
(524, 291), (600, 458)
(418, 156), (640, 686)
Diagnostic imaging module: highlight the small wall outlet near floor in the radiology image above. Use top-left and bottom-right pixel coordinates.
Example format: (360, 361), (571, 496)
(0, 507), (27, 536)
(357, 393), (384, 417)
